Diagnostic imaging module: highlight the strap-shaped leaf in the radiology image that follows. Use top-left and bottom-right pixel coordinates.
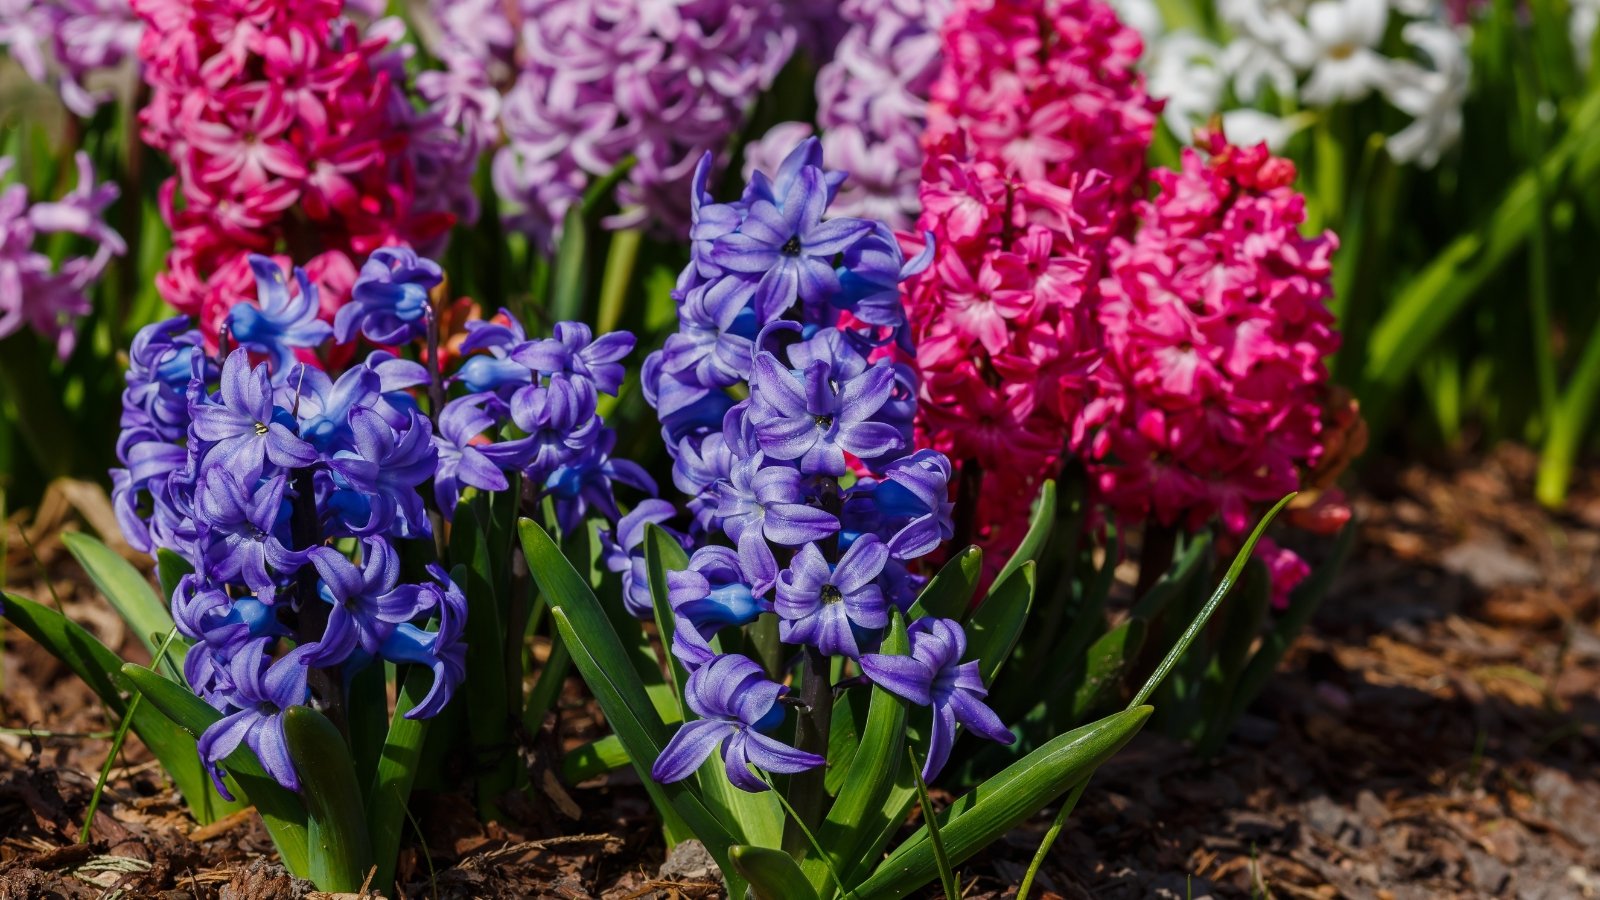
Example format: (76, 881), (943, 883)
(989, 481), (1055, 596)
(155, 549), (193, 609)
(805, 612), (911, 892)
(967, 561), (1034, 686)
(283, 706), (374, 892)
(731, 845), (820, 900)
(120, 663), (307, 872)
(856, 706), (1152, 899)
(643, 522), (691, 718)
(366, 662), (436, 894)
(62, 531), (183, 664)
(908, 546), (982, 620)
(562, 734), (629, 782)
(1, 593), (230, 823)
(520, 520), (744, 875)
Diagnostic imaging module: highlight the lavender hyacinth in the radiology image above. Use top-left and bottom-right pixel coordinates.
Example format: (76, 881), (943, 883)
(745, 0), (953, 230)
(0, 0), (141, 116)
(487, 0), (798, 247)
(646, 138), (1007, 790)
(0, 152), (125, 355)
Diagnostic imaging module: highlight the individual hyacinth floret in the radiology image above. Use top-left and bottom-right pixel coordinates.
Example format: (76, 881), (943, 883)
(0, 152), (126, 356)
(110, 247), (644, 793)
(643, 138), (1012, 790)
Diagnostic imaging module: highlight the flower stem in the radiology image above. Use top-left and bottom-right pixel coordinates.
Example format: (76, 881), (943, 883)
(289, 466), (344, 735)
(785, 643), (833, 856)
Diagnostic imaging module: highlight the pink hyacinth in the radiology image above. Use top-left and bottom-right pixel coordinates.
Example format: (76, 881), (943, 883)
(900, 0), (1158, 564)
(133, 0), (459, 348)
(1090, 131), (1341, 552)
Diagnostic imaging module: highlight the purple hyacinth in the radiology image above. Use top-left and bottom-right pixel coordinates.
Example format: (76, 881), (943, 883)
(859, 617), (1014, 781)
(303, 539), (433, 666)
(490, 0), (799, 247)
(0, 0), (142, 117)
(775, 536), (891, 658)
(197, 640), (314, 797)
(651, 654), (824, 792)
(745, 0), (952, 230)
(189, 349), (318, 481)
(747, 339), (903, 477)
(0, 152), (125, 355)
(334, 247), (443, 346)
(226, 257), (334, 375)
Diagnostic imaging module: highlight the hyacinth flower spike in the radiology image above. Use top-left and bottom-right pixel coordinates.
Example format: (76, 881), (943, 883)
(196, 640), (315, 798)
(651, 654), (824, 792)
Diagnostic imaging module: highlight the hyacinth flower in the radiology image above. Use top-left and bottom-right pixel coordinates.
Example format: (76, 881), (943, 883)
(900, 0), (1161, 571)
(132, 0), (474, 345)
(71, 244), (647, 893)
(632, 135), (1010, 801)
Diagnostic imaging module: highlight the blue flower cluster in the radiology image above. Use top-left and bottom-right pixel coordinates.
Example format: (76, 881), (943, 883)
(110, 249), (641, 795)
(642, 139), (1012, 789)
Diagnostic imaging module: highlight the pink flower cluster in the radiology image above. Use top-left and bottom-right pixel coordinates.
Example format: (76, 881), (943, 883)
(132, 0), (455, 345)
(900, 0), (1158, 559)
(1089, 134), (1340, 567)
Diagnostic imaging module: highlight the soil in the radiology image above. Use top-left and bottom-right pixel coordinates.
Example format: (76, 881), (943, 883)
(3, 448), (1598, 899)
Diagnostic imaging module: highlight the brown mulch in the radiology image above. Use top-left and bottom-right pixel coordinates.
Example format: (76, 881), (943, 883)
(3, 448), (1599, 899)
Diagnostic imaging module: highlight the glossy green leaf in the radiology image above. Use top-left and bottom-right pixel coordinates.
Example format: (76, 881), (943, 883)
(283, 706), (374, 892)
(561, 734), (630, 783)
(62, 531), (181, 663)
(367, 663), (436, 894)
(989, 480), (1055, 595)
(967, 561), (1034, 687)
(806, 613), (911, 892)
(120, 663), (306, 872)
(1, 593), (231, 824)
(155, 549), (192, 608)
(856, 706), (1153, 899)
(643, 522), (691, 718)
(908, 546), (982, 621)
(519, 519), (743, 878)
(731, 845), (820, 900)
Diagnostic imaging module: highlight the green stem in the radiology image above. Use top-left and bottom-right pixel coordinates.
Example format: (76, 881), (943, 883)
(1537, 289), (1600, 506)
(596, 227), (643, 334)
(785, 645), (833, 856)
(1016, 780), (1091, 900)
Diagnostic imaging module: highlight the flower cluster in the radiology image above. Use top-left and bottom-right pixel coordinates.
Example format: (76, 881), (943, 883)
(132, 0), (467, 345)
(901, 0), (1159, 564)
(1116, 0), (1469, 167)
(0, 0), (142, 116)
(110, 247), (641, 792)
(0, 152), (125, 355)
(1090, 132), (1341, 602)
(489, 0), (798, 247)
(642, 138), (1012, 789)
(745, 0), (954, 231)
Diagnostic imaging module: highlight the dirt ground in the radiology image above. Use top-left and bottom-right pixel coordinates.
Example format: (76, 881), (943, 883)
(3, 446), (1598, 899)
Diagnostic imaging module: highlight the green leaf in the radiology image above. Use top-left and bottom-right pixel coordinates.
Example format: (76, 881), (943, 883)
(909, 748), (960, 900)
(561, 734), (630, 783)
(989, 481), (1055, 595)
(119, 663), (306, 872)
(519, 519), (744, 877)
(367, 663), (436, 895)
(908, 546), (982, 621)
(549, 205), (589, 322)
(730, 845), (820, 900)
(0, 593), (231, 825)
(967, 561), (1034, 687)
(62, 531), (181, 663)
(1067, 619), (1146, 723)
(155, 549), (193, 608)
(283, 706), (374, 893)
(805, 612), (912, 892)
(643, 522), (691, 719)
(1130, 494), (1295, 710)
(856, 706), (1153, 899)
